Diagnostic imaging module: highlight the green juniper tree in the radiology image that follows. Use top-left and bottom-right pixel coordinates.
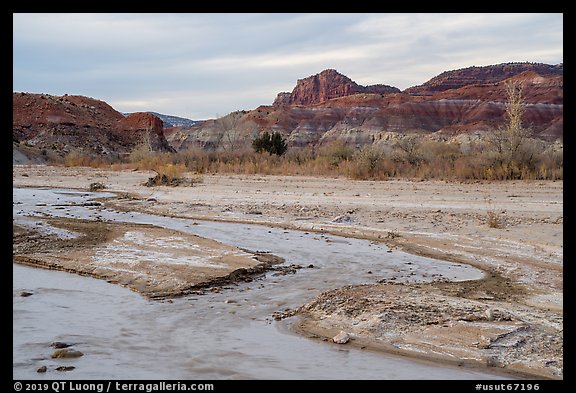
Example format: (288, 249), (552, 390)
(252, 131), (288, 156)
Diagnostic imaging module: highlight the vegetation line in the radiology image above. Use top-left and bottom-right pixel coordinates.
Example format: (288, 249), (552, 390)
(48, 81), (561, 181)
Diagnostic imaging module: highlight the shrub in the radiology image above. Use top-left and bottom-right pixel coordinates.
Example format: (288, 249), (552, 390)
(129, 142), (154, 164)
(144, 163), (194, 187)
(317, 141), (354, 168)
(347, 145), (386, 180)
(486, 210), (503, 229)
(89, 182), (106, 191)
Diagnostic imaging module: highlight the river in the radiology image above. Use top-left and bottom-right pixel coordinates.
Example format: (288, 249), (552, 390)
(13, 187), (514, 380)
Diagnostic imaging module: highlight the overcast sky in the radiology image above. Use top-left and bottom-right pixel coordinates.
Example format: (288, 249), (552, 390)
(13, 13), (563, 120)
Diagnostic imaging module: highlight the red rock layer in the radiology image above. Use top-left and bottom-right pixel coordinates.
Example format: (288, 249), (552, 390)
(170, 66), (562, 150)
(13, 93), (174, 156)
(274, 69), (399, 106)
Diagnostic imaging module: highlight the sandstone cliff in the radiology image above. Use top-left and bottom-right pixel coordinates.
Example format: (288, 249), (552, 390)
(117, 112), (174, 152)
(169, 64), (563, 151)
(273, 69), (400, 106)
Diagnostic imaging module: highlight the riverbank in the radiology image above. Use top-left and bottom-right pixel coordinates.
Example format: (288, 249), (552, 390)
(13, 165), (563, 379)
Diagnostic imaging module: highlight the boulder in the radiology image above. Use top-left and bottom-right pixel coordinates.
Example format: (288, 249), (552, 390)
(51, 348), (84, 359)
(332, 331), (350, 344)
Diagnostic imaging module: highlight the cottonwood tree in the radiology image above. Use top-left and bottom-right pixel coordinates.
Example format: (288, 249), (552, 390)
(129, 131), (154, 163)
(213, 111), (245, 152)
(394, 134), (422, 164)
(486, 80), (534, 172)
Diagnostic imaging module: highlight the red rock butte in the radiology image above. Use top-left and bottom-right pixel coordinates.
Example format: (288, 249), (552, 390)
(167, 63), (562, 151)
(274, 69), (400, 106)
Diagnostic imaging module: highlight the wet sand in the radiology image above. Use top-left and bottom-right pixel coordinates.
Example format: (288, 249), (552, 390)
(13, 217), (283, 299)
(12, 165), (563, 379)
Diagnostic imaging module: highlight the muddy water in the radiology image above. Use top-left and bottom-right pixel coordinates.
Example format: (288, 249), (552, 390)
(13, 187), (512, 379)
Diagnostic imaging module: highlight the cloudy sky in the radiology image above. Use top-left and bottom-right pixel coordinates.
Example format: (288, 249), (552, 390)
(13, 13), (563, 120)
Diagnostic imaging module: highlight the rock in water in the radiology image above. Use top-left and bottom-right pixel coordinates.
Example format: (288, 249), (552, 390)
(56, 366), (75, 372)
(36, 365), (47, 373)
(332, 331), (350, 344)
(51, 348), (84, 358)
(50, 342), (72, 349)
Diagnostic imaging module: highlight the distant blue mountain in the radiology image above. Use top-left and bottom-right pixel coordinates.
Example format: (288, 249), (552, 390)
(123, 112), (202, 128)
(147, 112), (203, 128)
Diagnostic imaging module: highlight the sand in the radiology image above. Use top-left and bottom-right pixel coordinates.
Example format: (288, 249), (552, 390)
(12, 165), (563, 379)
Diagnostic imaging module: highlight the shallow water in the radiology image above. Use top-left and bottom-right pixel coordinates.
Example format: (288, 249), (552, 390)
(13, 187), (513, 380)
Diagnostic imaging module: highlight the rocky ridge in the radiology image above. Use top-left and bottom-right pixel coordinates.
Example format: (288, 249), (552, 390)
(168, 63), (563, 151)
(405, 62), (563, 95)
(13, 93), (174, 158)
(13, 62), (563, 157)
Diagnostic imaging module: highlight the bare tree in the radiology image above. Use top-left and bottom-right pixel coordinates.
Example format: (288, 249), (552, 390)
(129, 131), (154, 163)
(486, 80), (533, 165)
(212, 111), (245, 152)
(140, 130), (153, 152)
(394, 134), (422, 164)
(352, 144), (385, 179)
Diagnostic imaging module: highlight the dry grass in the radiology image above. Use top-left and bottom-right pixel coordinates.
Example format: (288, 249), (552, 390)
(89, 182), (106, 191)
(50, 138), (562, 182)
(144, 163), (199, 187)
(486, 210), (504, 229)
(63, 150), (114, 167)
(484, 196), (505, 229)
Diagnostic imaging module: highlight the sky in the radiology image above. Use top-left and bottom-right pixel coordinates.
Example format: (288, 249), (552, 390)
(13, 13), (563, 120)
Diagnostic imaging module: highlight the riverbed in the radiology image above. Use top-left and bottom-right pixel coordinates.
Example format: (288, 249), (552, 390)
(13, 186), (512, 380)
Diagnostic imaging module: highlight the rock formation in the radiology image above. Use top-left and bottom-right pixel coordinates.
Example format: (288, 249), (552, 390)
(117, 112), (173, 152)
(405, 62), (563, 95)
(169, 63), (563, 151)
(13, 62), (563, 158)
(13, 93), (174, 158)
(274, 69), (400, 106)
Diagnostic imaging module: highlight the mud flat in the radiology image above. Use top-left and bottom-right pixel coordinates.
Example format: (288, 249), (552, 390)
(294, 278), (562, 379)
(13, 218), (282, 299)
(13, 165), (563, 379)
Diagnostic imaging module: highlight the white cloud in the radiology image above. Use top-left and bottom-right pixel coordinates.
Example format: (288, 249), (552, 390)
(13, 13), (563, 119)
